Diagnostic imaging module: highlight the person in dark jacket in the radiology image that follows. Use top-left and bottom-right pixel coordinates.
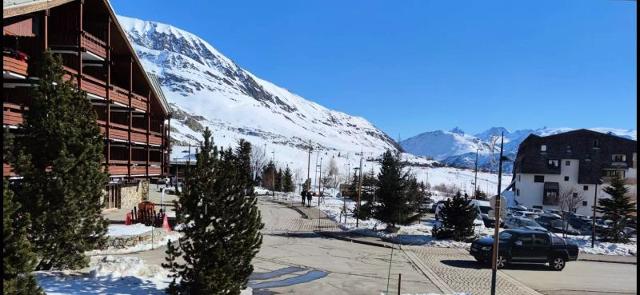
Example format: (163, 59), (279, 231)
(300, 190), (307, 206)
(306, 191), (312, 207)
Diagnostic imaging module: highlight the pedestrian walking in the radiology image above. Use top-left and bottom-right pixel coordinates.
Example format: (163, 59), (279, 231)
(300, 190), (306, 206)
(306, 191), (312, 207)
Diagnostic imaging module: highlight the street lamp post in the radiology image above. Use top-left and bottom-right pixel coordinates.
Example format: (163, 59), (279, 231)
(490, 133), (505, 295)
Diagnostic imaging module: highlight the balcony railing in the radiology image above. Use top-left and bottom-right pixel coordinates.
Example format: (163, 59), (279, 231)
(63, 66), (106, 98)
(81, 31), (107, 58)
(110, 85), (129, 106)
(3, 102), (26, 126)
(3, 55), (29, 77)
(131, 92), (147, 112)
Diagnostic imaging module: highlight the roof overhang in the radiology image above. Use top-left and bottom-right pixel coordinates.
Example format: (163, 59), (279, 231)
(3, 0), (75, 19)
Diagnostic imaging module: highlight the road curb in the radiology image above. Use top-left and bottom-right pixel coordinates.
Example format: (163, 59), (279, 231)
(578, 258), (637, 265)
(316, 231), (397, 249)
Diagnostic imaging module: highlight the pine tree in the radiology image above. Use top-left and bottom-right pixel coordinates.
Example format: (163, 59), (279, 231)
(282, 167), (294, 192)
(275, 168), (283, 192)
(597, 175), (636, 243)
(12, 51), (108, 270)
(434, 191), (477, 241)
(373, 150), (421, 230)
(164, 128), (263, 294)
(4, 179), (44, 295)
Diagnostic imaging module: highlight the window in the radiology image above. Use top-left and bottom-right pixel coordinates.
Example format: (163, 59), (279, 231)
(541, 145), (547, 152)
(603, 169), (625, 178)
(565, 161), (571, 166)
(548, 160), (559, 168)
(573, 192), (578, 198)
(516, 189), (520, 196)
(564, 176), (569, 181)
(612, 154), (626, 162)
(534, 175), (545, 183)
(583, 185), (588, 191)
(582, 201), (588, 206)
(533, 234), (549, 246)
(566, 145), (572, 153)
(593, 139), (600, 148)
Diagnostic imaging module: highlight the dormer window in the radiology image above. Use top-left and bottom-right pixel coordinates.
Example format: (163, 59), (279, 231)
(541, 145), (547, 152)
(612, 154), (626, 162)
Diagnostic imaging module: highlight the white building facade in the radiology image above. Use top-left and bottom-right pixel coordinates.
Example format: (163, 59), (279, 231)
(511, 130), (636, 216)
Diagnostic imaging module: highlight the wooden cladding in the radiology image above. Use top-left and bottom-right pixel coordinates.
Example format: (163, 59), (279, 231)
(80, 31), (107, 57)
(3, 55), (29, 77)
(3, 102), (26, 126)
(110, 85), (129, 105)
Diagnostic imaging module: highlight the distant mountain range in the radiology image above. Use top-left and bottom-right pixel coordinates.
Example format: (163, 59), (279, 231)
(400, 127), (637, 172)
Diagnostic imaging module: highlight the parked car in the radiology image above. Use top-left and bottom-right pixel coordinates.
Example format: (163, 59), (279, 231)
(530, 208), (544, 215)
(535, 217), (581, 236)
(511, 211), (540, 220)
(471, 200), (497, 227)
(469, 229), (579, 270)
(544, 209), (563, 216)
(504, 216), (548, 232)
(431, 200), (445, 214)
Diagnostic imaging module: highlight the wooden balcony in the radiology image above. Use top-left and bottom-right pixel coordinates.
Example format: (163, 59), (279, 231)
(3, 102), (26, 126)
(149, 133), (162, 145)
(110, 85), (129, 106)
(108, 164), (128, 175)
(81, 31), (107, 58)
(63, 66), (107, 99)
(4, 163), (14, 176)
(3, 55), (29, 78)
(131, 92), (147, 112)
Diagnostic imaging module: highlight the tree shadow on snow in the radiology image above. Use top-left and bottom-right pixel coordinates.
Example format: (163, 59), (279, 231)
(36, 272), (165, 295)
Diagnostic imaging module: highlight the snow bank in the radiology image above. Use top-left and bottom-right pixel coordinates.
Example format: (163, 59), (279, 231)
(565, 235), (637, 256)
(36, 255), (170, 294)
(37, 255), (254, 295)
(107, 224), (154, 237)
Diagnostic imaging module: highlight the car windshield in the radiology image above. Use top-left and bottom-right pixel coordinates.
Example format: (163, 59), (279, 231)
(521, 219), (541, 227)
(479, 206), (491, 214)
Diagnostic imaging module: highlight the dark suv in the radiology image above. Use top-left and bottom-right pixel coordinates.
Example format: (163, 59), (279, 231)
(469, 229), (579, 271)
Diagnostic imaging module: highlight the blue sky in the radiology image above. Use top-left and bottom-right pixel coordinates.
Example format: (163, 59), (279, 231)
(112, 0), (637, 138)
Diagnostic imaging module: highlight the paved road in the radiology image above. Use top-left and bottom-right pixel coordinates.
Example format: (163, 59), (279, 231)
(124, 198), (637, 295)
(502, 261), (637, 295)
(254, 200), (440, 294)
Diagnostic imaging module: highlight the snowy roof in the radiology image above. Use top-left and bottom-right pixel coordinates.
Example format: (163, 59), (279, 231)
(3, 0), (74, 18)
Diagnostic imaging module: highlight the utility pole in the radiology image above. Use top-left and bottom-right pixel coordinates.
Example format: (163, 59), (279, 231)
(592, 181), (599, 248)
(474, 149), (479, 199)
(318, 157), (323, 196)
(356, 153), (363, 228)
(271, 151), (275, 198)
(490, 133), (504, 295)
(306, 142), (312, 191)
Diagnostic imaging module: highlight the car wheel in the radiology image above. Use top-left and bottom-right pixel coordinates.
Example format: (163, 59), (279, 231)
(549, 256), (566, 271)
(496, 255), (508, 269)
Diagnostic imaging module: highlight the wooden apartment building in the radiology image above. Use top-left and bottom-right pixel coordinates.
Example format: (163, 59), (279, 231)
(3, 0), (172, 209)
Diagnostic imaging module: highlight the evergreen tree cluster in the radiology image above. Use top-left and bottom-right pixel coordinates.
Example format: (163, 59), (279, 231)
(5, 50), (108, 278)
(260, 162), (294, 192)
(164, 129), (263, 294)
(597, 176), (636, 243)
(433, 191), (477, 241)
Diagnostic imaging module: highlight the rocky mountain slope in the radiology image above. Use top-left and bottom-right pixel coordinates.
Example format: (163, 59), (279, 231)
(118, 16), (399, 163)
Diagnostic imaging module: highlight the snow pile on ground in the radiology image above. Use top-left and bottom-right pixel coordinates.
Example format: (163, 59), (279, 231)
(36, 255), (171, 294)
(107, 224), (154, 237)
(37, 255), (254, 295)
(564, 235), (637, 256)
(86, 231), (182, 255)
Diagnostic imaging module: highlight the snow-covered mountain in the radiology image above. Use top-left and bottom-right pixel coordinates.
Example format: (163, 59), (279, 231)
(401, 127), (637, 172)
(117, 16), (401, 172)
